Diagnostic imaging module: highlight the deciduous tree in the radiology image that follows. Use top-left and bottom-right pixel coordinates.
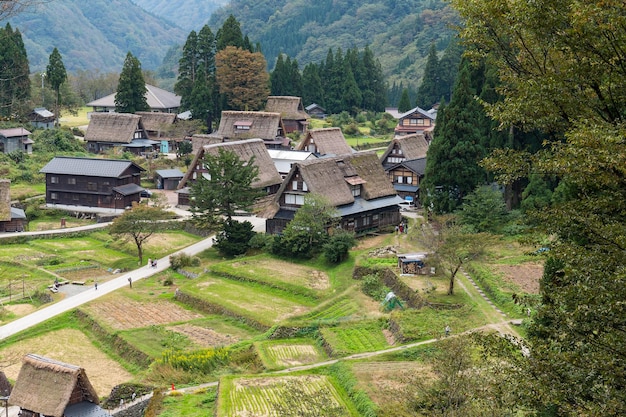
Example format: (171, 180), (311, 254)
(215, 46), (269, 111)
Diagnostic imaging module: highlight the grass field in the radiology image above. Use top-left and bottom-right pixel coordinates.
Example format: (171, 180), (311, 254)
(59, 106), (90, 128)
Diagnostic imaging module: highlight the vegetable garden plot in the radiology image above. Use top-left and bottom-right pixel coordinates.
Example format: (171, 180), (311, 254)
(256, 339), (326, 369)
(219, 375), (352, 417)
(320, 321), (389, 356)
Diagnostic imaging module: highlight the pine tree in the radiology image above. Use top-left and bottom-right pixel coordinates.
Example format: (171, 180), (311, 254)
(397, 88), (412, 113)
(438, 38), (463, 104)
(302, 63), (324, 107)
(422, 60), (488, 213)
(360, 45), (387, 112)
(270, 54), (287, 95)
(417, 43), (440, 109)
(341, 59), (361, 115)
(46, 47), (67, 126)
(115, 52), (148, 113)
(0, 23), (30, 118)
(287, 57), (303, 97)
(216, 14), (244, 51)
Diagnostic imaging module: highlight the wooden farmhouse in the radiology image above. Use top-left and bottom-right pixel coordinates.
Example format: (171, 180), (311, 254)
(305, 103), (326, 119)
(8, 354), (111, 417)
(84, 113), (159, 155)
(264, 96), (309, 134)
(155, 168), (184, 190)
(136, 111), (179, 153)
(380, 134), (430, 205)
(295, 127), (353, 157)
(40, 156), (145, 213)
(86, 83), (181, 113)
(177, 138), (283, 207)
(0, 179), (26, 232)
(201, 110), (290, 150)
(394, 106), (437, 137)
(28, 107), (55, 129)
(266, 152), (404, 235)
(0, 127), (33, 154)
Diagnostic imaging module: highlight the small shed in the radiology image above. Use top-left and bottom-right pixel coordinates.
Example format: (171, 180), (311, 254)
(29, 108), (55, 129)
(397, 252), (429, 275)
(155, 168), (184, 190)
(8, 354), (111, 417)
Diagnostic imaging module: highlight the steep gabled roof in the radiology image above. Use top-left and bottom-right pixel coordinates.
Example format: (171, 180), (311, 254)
(86, 84), (181, 111)
(398, 106), (437, 120)
(295, 127), (353, 156)
(40, 156), (144, 177)
(279, 152), (396, 207)
(8, 354), (100, 417)
(213, 111), (284, 141)
(265, 96), (309, 121)
(84, 113), (146, 144)
(136, 111), (177, 132)
(380, 133), (430, 163)
(178, 138), (282, 190)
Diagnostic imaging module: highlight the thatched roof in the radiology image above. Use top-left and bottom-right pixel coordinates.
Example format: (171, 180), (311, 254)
(8, 354), (100, 417)
(279, 152), (396, 207)
(178, 138), (282, 190)
(295, 127), (353, 156)
(265, 96), (309, 121)
(212, 111), (284, 141)
(85, 113), (147, 144)
(191, 134), (224, 154)
(0, 179), (10, 222)
(136, 111), (177, 132)
(380, 133), (429, 163)
(0, 370), (11, 397)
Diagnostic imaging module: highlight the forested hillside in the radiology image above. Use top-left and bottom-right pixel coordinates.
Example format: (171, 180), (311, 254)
(209, 0), (459, 88)
(8, 0), (187, 73)
(131, 0), (227, 32)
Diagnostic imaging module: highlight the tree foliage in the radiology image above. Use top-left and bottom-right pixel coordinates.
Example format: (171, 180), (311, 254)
(115, 52), (149, 113)
(190, 148), (264, 228)
(0, 23), (30, 118)
(213, 219), (256, 257)
(452, 0), (626, 413)
(108, 202), (172, 264)
(215, 46), (269, 111)
(46, 47), (67, 126)
(456, 185), (508, 233)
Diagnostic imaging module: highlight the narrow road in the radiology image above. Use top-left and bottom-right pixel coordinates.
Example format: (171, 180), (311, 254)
(0, 215), (266, 342)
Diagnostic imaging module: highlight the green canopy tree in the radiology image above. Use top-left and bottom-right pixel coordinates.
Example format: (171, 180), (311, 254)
(397, 88), (412, 113)
(216, 14), (245, 51)
(46, 47), (67, 126)
(0, 23), (30, 118)
(189, 148), (264, 228)
(302, 62), (324, 108)
(109, 202), (172, 265)
(115, 52), (148, 113)
(452, 0), (626, 413)
(417, 44), (440, 109)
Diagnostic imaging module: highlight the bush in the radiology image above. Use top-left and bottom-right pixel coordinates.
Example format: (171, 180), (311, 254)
(361, 274), (390, 301)
(323, 230), (356, 263)
(169, 253), (200, 270)
(213, 220), (256, 257)
(248, 233), (273, 251)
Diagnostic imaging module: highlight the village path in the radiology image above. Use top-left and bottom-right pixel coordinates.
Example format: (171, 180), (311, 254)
(0, 214), (267, 341)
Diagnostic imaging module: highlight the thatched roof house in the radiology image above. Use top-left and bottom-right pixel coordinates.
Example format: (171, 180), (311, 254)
(265, 96), (309, 134)
(0, 370), (11, 397)
(177, 138), (283, 206)
(207, 111), (288, 149)
(0, 179), (26, 232)
(136, 111), (177, 139)
(85, 113), (158, 154)
(86, 84), (181, 113)
(380, 133), (429, 168)
(8, 354), (109, 417)
(295, 127), (353, 157)
(267, 152), (403, 234)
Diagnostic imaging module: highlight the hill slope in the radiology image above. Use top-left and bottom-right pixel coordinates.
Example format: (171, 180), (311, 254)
(131, 0), (228, 32)
(8, 0), (188, 73)
(209, 0), (459, 87)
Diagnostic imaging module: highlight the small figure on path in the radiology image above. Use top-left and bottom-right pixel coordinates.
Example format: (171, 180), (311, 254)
(119, 398), (124, 408)
(128, 277), (132, 288)
(132, 392), (136, 401)
(445, 325), (451, 337)
(94, 281), (98, 290)
(153, 259), (158, 268)
(147, 258), (151, 267)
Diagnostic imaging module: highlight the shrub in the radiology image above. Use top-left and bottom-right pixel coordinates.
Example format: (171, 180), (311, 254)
(213, 220), (256, 257)
(323, 231), (356, 263)
(169, 253), (200, 270)
(361, 274), (390, 301)
(248, 233), (273, 251)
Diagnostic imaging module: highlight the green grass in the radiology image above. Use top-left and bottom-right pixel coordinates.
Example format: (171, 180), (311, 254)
(320, 320), (389, 356)
(255, 338), (327, 370)
(159, 387), (218, 417)
(181, 275), (318, 327)
(120, 325), (196, 358)
(300, 296), (362, 323)
(59, 106), (90, 128)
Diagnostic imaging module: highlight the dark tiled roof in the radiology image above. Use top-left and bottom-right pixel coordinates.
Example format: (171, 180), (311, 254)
(40, 157), (144, 177)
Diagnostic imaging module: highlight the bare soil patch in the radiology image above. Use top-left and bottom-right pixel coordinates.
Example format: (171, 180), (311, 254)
(495, 262), (543, 294)
(168, 324), (239, 348)
(3, 303), (36, 317)
(352, 361), (431, 405)
(1, 328), (132, 395)
(355, 234), (388, 250)
(86, 299), (203, 330)
(231, 258), (330, 290)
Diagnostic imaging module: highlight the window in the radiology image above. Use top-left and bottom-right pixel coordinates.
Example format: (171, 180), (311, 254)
(285, 194), (304, 205)
(50, 176), (58, 184)
(50, 192), (58, 200)
(67, 178), (76, 185)
(73, 194), (79, 201)
(363, 216), (371, 226)
(292, 180), (298, 190)
(351, 184), (361, 197)
(87, 182), (97, 191)
(302, 181), (308, 192)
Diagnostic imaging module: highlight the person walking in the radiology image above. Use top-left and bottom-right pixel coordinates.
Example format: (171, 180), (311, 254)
(445, 325), (451, 337)
(128, 277), (132, 288)
(94, 281), (98, 290)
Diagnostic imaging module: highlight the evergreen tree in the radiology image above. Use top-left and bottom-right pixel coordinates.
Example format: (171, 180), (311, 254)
(216, 14), (244, 51)
(397, 88), (412, 113)
(115, 52), (148, 113)
(438, 38), (463, 104)
(45, 47), (67, 126)
(422, 60), (488, 213)
(302, 62), (324, 107)
(287, 57), (303, 97)
(270, 54), (287, 95)
(417, 43), (440, 109)
(360, 45), (387, 112)
(175, 30), (199, 103)
(0, 23), (30, 118)
(341, 59), (361, 115)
